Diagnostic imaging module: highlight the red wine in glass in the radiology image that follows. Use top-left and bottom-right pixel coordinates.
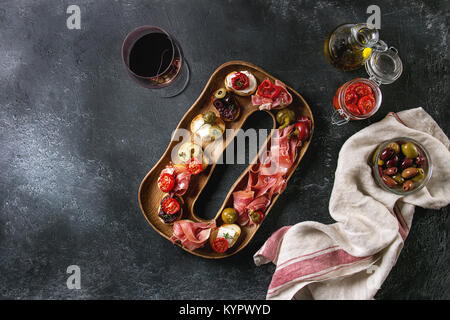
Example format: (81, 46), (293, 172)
(122, 26), (189, 97)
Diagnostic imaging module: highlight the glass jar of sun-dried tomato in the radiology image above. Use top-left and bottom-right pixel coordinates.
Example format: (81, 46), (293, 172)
(332, 78), (382, 125)
(331, 46), (403, 125)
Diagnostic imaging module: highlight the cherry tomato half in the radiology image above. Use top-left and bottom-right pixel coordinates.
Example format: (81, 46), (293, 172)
(353, 83), (373, 96)
(161, 197), (181, 215)
(357, 95), (376, 114)
(344, 91), (358, 106)
(346, 83), (358, 92)
(211, 237), (229, 253)
(347, 103), (361, 116)
(158, 173), (175, 193)
(186, 157), (203, 175)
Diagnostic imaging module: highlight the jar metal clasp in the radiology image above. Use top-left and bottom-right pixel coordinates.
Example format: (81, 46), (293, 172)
(331, 108), (350, 126)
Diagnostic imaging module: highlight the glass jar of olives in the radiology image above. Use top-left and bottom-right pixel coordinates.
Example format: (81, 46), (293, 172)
(331, 46), (403, 125)
(372, 137), (433, 195)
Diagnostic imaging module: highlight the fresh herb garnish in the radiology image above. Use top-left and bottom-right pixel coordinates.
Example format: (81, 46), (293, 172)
(223, 233), (232, 239)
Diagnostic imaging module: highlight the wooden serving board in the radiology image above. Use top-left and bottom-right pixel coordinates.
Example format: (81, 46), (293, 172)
(138, 61), (314, 258)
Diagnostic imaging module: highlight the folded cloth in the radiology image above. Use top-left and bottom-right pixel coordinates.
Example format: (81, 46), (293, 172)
(254, 107), (450, 300)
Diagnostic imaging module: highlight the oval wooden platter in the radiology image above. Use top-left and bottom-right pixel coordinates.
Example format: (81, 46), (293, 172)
(138, 61), (314, 258)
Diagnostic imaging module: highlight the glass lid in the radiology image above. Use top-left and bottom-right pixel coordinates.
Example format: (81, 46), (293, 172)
(365, 46), (403, 85)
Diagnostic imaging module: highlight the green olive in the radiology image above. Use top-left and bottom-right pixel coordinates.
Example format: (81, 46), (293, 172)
(203, 111), (217, 124)
(250, 211), (262, 224)
(386, 142), (400, 155)
(392, 174), (405, 184)
(214, 88), (227, 99)
(401, 142), (419, 158)
(276, 109), (295, 129)
(371, 145), (381, 165)
(412, 168), (425, 182)
(221, 208), (237, 224)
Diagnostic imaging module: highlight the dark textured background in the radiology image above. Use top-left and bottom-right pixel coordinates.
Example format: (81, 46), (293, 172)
(0, 0), (448, 299)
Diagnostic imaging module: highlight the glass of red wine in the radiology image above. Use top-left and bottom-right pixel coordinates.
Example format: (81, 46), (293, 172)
(122, 26), (189, 97)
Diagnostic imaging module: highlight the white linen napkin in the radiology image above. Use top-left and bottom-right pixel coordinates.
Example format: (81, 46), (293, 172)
(254, 107), (450, 300)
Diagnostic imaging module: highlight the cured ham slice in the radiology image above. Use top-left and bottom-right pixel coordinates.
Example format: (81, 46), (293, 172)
(247, 195), (271, 212)
(160, 164), (191, 196)
(260, 125), (300, 177)
(251, 175), (278, 197)
(233, 190), (255, 226)
(268, 175), (287, 197)
(231, 119), (306, 227)
(251, 95), (273, 110)
(248, 174), (287, 199)
(160, 166), (175, 176)
(233, 190), (254, 214)
(170, 220), (216, 251)
(172, 166), (191, 196)
(237, 213), (250, 226)
(271, 80), (293, 109)
(252, 79), (293, 111)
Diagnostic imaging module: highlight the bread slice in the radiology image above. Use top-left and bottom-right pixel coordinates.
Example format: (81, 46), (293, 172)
(158, 194), (184, 224)
(209, 223), (241, 249)
(190, 113), (226, 143)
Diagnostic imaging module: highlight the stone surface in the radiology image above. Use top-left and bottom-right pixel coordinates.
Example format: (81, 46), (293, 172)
(0, 0), (448, 299)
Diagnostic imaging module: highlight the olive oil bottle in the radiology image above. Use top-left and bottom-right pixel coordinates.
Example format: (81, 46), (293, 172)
(324, 23), (387, 71)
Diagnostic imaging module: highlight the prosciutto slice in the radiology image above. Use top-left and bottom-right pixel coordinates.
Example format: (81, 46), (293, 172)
(252, 79), (293, 111)
(232, 123), (302, 226)
(251, 95), (273, 110)
(170, 220), (216, 251)
(260, 125), (300, 176)
(160, 164), (191, 196)
(233, 190), (255, 226)
(247, 195), (271, 212)
(271, 80), (293, 109)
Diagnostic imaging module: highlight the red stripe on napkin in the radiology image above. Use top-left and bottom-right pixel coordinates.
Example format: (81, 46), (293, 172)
(389, 112), (409, 127)
(257, 226), (291, 263)
(268, 248), (370, 293)
(276, 245), (339, 269)
(268, 256), (372, 296)
(393, 203), (409, 240)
